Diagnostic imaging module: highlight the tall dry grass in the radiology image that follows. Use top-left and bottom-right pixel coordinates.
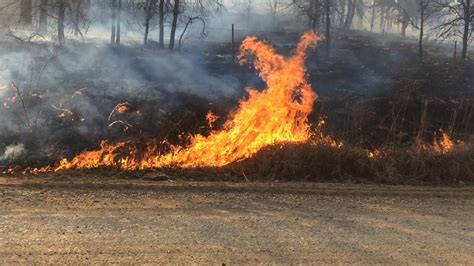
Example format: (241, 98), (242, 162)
(229, 142), (474, 185)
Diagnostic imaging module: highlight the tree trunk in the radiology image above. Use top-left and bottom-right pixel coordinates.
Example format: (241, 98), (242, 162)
(370, 0), (375, 32)
(309, 0), (315, 30)
(58, 0), (66, 45)
(116, 0), (122, 44)
(310, 0), (321, 31)
(461, 0), (471, 60)
(169, 0), (180, 50)
(325, 0), (331, 56)
(179, 18), (193, 49)
(74, 1), (82, 36)
(313, 1), (319, 30)
(111, 0), (117, 44)
(401, 12), (409, 38)
(418, 1), (424, 60)
(39, 0), (48, 34)
(380, 6), (385, 32)
(339, 0), (346, 28)
(144, 18), (150, 45)
(20, 0), (33, 26)
(343, 0), (356, 31)
(159, 0), (165, 48)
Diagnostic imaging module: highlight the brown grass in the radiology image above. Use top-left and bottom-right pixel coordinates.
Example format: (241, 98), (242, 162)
(12, 142), (474, 186)
(225, 142), (474, 185)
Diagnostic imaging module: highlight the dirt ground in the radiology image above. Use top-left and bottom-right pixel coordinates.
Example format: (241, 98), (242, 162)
(0, 175), (473, 264)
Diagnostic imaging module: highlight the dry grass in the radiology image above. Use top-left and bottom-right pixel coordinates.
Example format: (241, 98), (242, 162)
(225, 142), (474, 185)
(17, 142), (473, 186)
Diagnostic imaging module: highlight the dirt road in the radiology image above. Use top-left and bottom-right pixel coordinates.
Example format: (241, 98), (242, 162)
(0, 176), (473, 264)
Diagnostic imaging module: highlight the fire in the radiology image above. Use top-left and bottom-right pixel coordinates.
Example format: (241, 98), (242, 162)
(40, 32), (323, 171)
(433, 129), (455, 154)
(206, 111), (219, 129)
(108, 102), (131, 122)
(367, 149), (382, 159)
(115, 102), (130, 114)
(417, 129), (461, 154)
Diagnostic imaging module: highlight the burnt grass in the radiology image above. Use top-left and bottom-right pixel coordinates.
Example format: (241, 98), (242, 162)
(1, 31), (473, 185)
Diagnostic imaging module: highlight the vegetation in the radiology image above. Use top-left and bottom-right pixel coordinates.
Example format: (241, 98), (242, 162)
(0, 0), (472, 185)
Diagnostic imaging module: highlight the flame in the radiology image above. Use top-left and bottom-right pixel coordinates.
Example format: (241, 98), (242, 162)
(115, 102), (130, 114)
(2, 94), (18, 110)
(40, 32), (323, 171)
(52, 104), (74, 119)
(108, 102), (131, 122)
(367, 149), (382, 159)
(433, 129), (455, 154)
(417, 129), (461, 154)
(206, 111), (219, 129)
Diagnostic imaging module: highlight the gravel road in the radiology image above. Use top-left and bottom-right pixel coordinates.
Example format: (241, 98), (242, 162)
(1, 176), (473, 264)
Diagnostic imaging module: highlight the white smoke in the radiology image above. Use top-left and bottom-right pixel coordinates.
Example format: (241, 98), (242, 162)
(1, 143), (25, 161)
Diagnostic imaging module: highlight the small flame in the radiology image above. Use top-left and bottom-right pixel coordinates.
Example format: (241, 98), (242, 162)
(115, 102), (130, 114)
(52, 104), (74, 119)
(2, 93), (18, 110)
(433, 129), (455, 154)
(206, 111), (219, 129)
(418, 129), (461, 154)
(367, 149), (382, 159)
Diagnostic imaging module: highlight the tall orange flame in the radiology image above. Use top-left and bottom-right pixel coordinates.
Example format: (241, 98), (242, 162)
(46, 32), (322, 171)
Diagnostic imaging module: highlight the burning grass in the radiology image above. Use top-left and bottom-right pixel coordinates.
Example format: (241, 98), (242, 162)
(18, 140), (473, 186)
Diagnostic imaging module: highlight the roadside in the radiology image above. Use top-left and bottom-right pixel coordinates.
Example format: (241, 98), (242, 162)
(1, 176), (473, 264)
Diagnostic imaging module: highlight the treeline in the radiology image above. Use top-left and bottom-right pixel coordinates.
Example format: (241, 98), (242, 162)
(289, 0), (472, 59)
(4, 0), (223, 49)
(1, 0), (473, 58)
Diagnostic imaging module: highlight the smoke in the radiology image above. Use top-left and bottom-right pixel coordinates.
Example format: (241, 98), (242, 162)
(0, 143), (25, 161)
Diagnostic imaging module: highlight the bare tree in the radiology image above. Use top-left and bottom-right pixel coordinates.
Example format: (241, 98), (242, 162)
(169, 0), (180, 49)
(39, 0), (48, 34)
(325, 0), (331, 55)
(71, 0), (86, 37)
(158, 0), (165, 48)
(140, 0), (158, 45)
(342, 0), (357, 31)
(267, 0), (282, 24)
(392, 0), (417, 38)
(20, 0), (32, 26)
(57, 0), (66, 45)
(435, 0), (473, 59)
(117, 0), (122, 44)
(417, 0), (434, 60)
(292, 0), (322, 31)
(178, 16), (205, 48)
(369, 0), (376, 31)
(111, 0), (117, 44)
(168, 0), (223, 50)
